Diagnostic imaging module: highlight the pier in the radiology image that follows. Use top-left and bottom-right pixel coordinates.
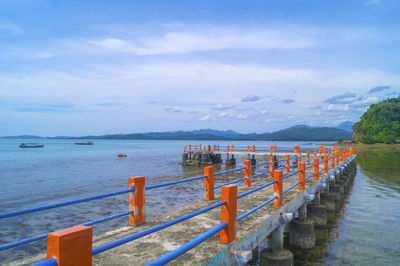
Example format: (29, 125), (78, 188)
(1, 145), (355, 265)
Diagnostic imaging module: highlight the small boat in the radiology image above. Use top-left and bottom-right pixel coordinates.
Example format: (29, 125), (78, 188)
(118, 153), (127, 157)
(19, 143), (44, 148)
(75, 141), (93, 145)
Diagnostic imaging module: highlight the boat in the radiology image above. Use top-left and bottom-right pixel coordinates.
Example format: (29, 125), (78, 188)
(19, 143), (44, 148)
(118, 153), (127, 157)
(75, 141), (93, 145)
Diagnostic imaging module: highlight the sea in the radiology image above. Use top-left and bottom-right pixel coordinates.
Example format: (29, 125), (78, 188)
(0, 139), (399, 264)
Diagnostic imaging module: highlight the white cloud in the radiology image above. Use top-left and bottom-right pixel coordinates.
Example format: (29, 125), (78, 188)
(0, 20), (24, 36)
(198, 114), (212, 121)
(86, 24), (316, 55)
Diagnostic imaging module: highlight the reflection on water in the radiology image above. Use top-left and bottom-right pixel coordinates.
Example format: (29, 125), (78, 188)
(292, 145), (400, 265)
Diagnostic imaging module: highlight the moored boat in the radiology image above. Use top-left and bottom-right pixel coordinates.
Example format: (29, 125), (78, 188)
(75, 141), (93, 145)
(118, 153), (127, 157)
(19, 143), (44, 148)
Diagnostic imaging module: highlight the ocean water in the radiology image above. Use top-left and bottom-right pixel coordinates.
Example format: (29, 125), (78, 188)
(0, 139), (399, 264)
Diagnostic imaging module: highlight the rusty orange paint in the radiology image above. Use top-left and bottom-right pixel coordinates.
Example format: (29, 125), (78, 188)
(285, 155), (290, 173)
(269, 156), (274, 178)
(203, 166), (214, 200)
(273, 170), (283, 208)
(270, 145), (273, 153)
(213, 144), (216, 151)
(199, 144), (202, 150)
(47, 225), (92, 266)
(129, 176), (145, 225)
(208, 145), (211, 152)
(299, 162), (305, 190)
(189, 144), (191, 151)
(217, 144), (220, 151)
(314, 158), (319, 181)
(307, 151), (310, 165)
(227, 145), (230, 152)
(247, 145), (250, 152)
(324, 155), (328, 173)
(274, 145), (277, 152)
(331, 154), (335, 168)
(252, 145), (255, 152)
(294, 145), (300, 153)
(231, 145), (234, 151)
(244, 160), (251, 186)
(220, 185), (237, 244)
(195, 145), (197, 151)
(184, 146), (186, 152)
(336, 152), (339, 165)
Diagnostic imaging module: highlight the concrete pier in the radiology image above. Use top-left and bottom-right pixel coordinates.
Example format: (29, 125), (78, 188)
(15, 150), (356, 266)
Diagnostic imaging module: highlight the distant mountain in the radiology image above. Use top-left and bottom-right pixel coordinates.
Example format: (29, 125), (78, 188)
(285, 125), (313, 130)
(0, 135), (44, 139)
(143, 129), (239, 138)
(1, 127), (352, 141)
(335, 121), (354, 132)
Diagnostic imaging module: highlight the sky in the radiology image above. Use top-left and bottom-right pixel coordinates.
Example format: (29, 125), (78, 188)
(0, 0), (400, 136)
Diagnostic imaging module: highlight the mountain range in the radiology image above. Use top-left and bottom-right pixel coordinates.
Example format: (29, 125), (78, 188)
(1, 124), (353, 141)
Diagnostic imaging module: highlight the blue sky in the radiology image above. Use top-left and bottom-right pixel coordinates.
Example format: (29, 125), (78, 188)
(0, 0), (399, 136)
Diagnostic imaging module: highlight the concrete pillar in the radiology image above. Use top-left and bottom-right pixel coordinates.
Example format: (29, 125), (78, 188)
(307, 204), (327, 228)
(320, 192), (336, 212)
(260, 225), (294, 266)
(289, 219), (315, 249)
(250, 155), (256, 165)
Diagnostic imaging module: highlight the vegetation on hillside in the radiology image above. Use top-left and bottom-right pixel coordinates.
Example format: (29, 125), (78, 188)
(352, 97), (400, 144)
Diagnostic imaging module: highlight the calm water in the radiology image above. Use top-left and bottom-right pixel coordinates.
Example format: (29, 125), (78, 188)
(0, 140), (399, 264)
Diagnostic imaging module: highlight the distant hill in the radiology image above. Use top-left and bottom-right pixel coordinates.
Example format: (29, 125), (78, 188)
(1, 127), (352, 141)
(335, 121), (354, 132)
(353, 97), (400, 144)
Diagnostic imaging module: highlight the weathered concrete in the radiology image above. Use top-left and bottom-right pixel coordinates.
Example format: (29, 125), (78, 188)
(260, 248), (293, 266)
(289, 219), (315, 249)
(307, 204), (327, 228)
(15, 155), (356, 266)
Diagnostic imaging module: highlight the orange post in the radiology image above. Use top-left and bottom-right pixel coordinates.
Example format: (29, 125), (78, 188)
(314, 150), (317, 159)
(227, 145), (230, 152)
(204, 166), (214, 200)
(299, 162), (305, 190)
(274, 145), (277, 152)
(270, 145), (273, 153)
(244, 160), (251, 186)
(252, 145), (255, 152)
(285, 154), (290, 172)
(269, 156), (275, 178)
(231, 145), (234, 151)
(324, 155), (328, 174)
(195, 145), (197, 151)
(273, 170), (283, 208)
(331, 154), (335, 168)
(314, 158), (319, 181)
(220, 185), (237, 244)
(336, 152), (339, 165)
(247, 145), (250, 152)
(189, 144), (191, 151)
(128, 176), (145, 225)
(199, 144), (202, 150)
(213, 144), (216, 151)
(47, 225), (92, 266)
(184, 146), (186, 152)
(294, 145), (300, 153)
(307, 151), (310, 165)
(208, 145), (211, 152)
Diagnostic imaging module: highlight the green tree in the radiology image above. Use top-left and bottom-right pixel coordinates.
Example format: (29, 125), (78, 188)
(352, 97), (400, 144)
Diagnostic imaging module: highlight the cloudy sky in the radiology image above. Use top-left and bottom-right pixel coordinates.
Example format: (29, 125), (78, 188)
(1, 0), (399, 136)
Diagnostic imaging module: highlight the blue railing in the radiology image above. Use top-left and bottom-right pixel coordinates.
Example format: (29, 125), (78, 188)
(5, 147), (345, 265)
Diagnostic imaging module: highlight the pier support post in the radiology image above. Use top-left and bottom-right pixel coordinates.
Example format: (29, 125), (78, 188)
(220, 185), (237, 244)
(269, 157), (275, 178)
(273, 170), (283, 208)
(129, 176), (145, 225)
(244, 160), (251, 186)
(204, 166), (214, 200)
(47, 225), (92, 266)
(314, 158), (319, 180)
(289, 218), (315, 249)
(260, 224), (294, 266)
